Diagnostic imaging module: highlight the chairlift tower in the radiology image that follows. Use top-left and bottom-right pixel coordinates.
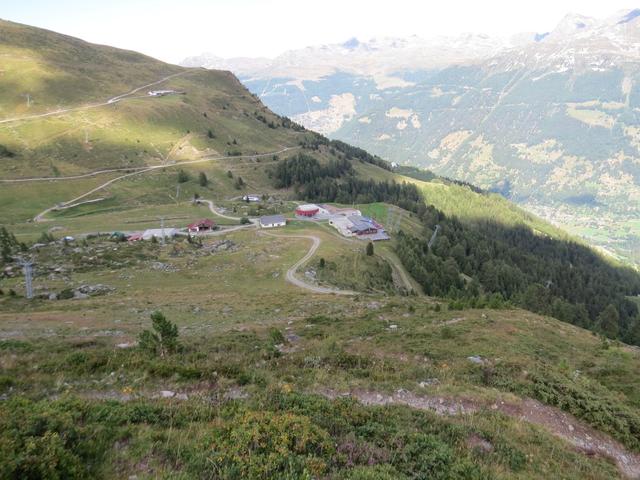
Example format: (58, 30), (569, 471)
(393, 211), (403, 232)
(17, 258), (34, 299)
(159, 216), (165, 245)
(427, 225), (441, 250)
(386, 206), (396, 232)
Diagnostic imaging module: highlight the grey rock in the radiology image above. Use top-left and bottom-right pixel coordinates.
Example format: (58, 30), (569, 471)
(467, 355), (486, 365)
(75, 284), (114, 297)
(285, 333), (300, 343)
(418, 378), (440, 388)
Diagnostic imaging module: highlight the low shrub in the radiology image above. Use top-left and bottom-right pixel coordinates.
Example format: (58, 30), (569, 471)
(185, 410), (333, 479)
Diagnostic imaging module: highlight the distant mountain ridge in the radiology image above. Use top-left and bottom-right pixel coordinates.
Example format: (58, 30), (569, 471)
(182, 9), (640, 266)
(182, 32), (533, 87)
(184, 9), (640, 79)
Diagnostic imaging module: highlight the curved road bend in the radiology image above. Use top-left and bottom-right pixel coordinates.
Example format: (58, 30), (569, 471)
(197, 199), (259, 234)
(260, 231), (355, 296)
(308, 221), (419, 294)
(198, 199), (242, 222)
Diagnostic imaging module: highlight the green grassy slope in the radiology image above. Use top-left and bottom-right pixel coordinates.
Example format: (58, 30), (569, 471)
(0, 19), (571, 244)
(0, 18), (184, 114)
(402, 176), (569, 238)
(1, 230), (639, 479)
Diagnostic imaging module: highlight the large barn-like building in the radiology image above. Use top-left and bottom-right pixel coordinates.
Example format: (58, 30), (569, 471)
(142, 228), (178, 241)
(260, 215), (286, 228)
(295, 204), (320, 217)
(187, 219), (216, 233)
(329, 215), (390, 241)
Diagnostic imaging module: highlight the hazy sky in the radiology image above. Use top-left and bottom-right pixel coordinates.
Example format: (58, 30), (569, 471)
(2, 0), (636, 63)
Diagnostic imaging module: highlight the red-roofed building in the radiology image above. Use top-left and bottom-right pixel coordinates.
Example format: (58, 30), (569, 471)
(295, 204), (320, 217)
(187, 218), (216, 233)
(127, 233), (144, 242)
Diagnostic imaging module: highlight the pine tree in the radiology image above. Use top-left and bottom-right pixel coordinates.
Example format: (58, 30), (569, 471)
(597, 304), (620, 338)
(366, 242), (374, 256)
(139, 311), (180, 358)
(177, 169), (190, 183)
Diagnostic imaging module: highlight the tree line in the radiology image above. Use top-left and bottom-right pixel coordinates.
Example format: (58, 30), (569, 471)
(298, 135), (392, 171)
(396, 213), (640, 344)
(272, 152), (422, 208)
(272, 153), (353, 189)
(0, 227), (25, 264)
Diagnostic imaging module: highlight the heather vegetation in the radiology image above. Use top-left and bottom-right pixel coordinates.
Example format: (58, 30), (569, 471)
(1, 305), (634, 479)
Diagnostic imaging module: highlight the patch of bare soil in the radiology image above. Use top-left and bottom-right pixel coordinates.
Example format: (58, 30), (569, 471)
(319, 388), (640, 479)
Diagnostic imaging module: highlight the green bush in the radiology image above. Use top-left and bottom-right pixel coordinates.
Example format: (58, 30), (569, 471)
(345, 464), (408, 479)
(58, 288), (74, 300)
(0, 398), (110, 479)
(269, 328), (285, 345)
(189, 411), (333, 479)
(61, 351), (109, 374)
(392, 432), (468, 479)
(0, 340), (32, 352)
(177, 169), (190, 183)
(0, 375), (15, 391)
(37, 231), (55, 244)
(0, 144), (15, 157)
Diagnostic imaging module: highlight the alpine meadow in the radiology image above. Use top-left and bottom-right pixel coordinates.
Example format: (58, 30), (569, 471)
(1, 5), (640, 480)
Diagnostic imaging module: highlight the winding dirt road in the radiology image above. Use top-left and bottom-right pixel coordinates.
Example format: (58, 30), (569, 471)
(31, 148), (298, 221)
(0, 166), (151, 183)
(309, 221), (419, 294)
(0, 71), (189, 126)
(195, 198), (258, 235)
(188, 200), (354, 295)
(198, 199), (243, 222)
(260, 231), (355, 295)
(379, 249), (420, 294)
